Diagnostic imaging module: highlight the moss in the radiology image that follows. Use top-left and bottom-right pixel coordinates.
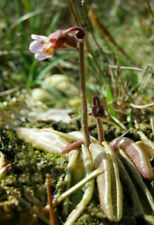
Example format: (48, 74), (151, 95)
(0, 129), (68, 224)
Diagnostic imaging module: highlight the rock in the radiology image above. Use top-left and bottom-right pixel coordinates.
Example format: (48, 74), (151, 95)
(31, 88), (53, 102)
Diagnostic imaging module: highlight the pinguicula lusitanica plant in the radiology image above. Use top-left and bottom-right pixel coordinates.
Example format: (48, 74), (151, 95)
(27, 28), (154, 224)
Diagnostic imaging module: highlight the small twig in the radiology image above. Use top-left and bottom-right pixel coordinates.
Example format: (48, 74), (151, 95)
(130, 102), (154, 109)
(108, 65), (154, 73)
(53, 168), (103, 207)
(46, 174), (57, 225)
(109, 114), (127, 130)
(0, 87), (19, 96)
(138, 131), (154, 150)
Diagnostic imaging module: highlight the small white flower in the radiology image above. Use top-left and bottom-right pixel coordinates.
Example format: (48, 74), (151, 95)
(29, 34), (54, 61)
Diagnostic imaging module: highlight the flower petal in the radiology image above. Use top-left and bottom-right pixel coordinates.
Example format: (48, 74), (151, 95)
(35, 53), (52, 61)
(31, 34), (47, 41)
(29, 40), (43, 54)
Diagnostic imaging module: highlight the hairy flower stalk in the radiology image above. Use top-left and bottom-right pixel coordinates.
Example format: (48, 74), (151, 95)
(29, 27), (90, 147)
(79, 39), (90, 147)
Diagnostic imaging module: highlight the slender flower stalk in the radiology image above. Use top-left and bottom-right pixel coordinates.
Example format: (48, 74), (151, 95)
(79, 39), (90, 147)
(96, 119), (104, 143)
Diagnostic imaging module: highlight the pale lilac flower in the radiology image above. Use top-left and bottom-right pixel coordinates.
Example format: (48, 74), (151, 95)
(29, 34), (54, 60)
(29, 28), (83, 61)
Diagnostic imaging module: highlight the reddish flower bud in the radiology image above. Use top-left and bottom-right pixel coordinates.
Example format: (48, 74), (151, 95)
(92, 96), (105, 118)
